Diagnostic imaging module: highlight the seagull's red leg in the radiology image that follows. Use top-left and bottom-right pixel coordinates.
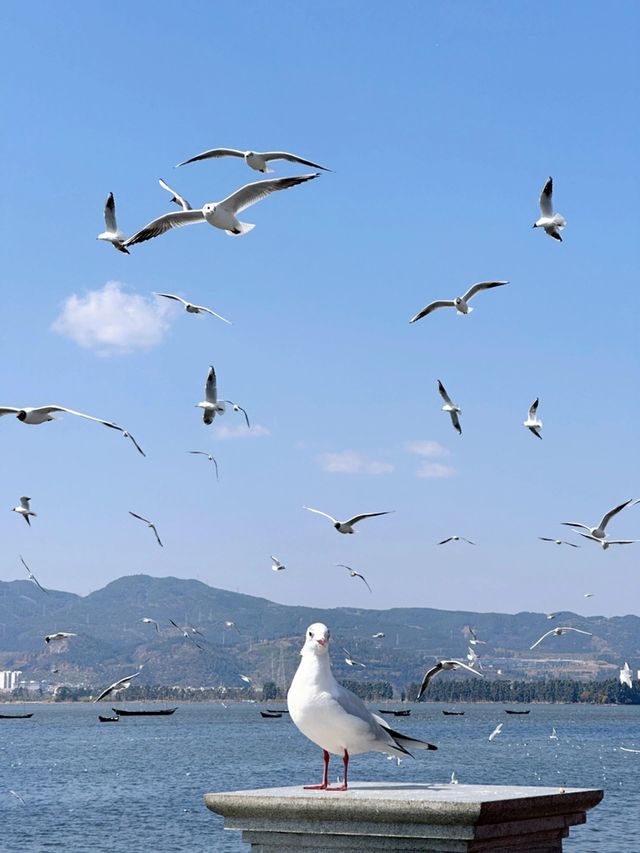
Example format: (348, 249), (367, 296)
(304, 749), (330, 790)
(326, 750), (349, 791)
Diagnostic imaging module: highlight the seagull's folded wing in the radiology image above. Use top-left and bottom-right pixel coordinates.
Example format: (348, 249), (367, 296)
(124, 210), (205, 246)
(217, 174), (319, 215)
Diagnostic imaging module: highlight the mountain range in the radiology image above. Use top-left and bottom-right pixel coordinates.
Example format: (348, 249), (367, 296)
(1, 574), (637, 690)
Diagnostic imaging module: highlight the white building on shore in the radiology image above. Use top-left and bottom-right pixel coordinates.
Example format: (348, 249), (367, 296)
(0, 670), (23, 691)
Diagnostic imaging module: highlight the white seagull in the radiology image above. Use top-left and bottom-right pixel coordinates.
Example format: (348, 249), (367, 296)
(20, 556), (48, 593)
(124, 173), (319, 245)
(575, 532), (638, 550)
(343, 648), (366, 667)
(620, 662), (633, 689)
(129, 512), (163, 547)
(12, 496), (36, 527)
(529, 626), (592, 650)
(337, 564), (372, 592)
(154, 292), (231, 324)
(539, 538), (580, 547)
(523, 398), (543, 439)
(169, 619), (204, 650)
(93, 671), (140, 703)
(533, 177), (566, 241)
(438, 535), (475, 545)
(410, 281), (508, 323)
(271, 556), (286, 572)
(550, 727), (558, 740)
(158, 178), (192, 210)
(287, 623), (437, 791)
(197, 366), (225, 425)
(141, 617), (159, 632)
(176, 147), (330, 173)
(188, 451), (219, 480)
(418, 660), (484, 700)
(466, 626), (486, 645)
(489, 723), (503, 742)
(562, 499), (634, 540)
(0, 405), (145, 455)
(437, 381), (462, 435)
(97, 192), (129, 254)
(372, 632), (385, 639)
(45, 632), (77, 644)
(303, 506), (392, 534)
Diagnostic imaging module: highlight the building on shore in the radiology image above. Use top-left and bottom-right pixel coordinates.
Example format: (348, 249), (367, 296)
(0, 670), (23, 691)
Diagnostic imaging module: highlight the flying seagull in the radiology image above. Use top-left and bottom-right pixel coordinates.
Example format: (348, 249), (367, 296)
(539, 538), (580, 548)
(303, 506), (393, 534)
(20, 556), (48, 593)
(343, 648), (366, 667)
(0, 405), (145, 455)
(337, 564), (372, 592)
(271, 556), (286, 571)
(437, 381), (462, 435)
(97, 192), (129, 254)
(154, 292), (231, 324)
(576, 532), (638, 550)
(584, 593), (594, 598)
(287, 623), (437, 790)
(124, 174), (319, 246)
(176, 147), (330, 173)
(410, 281), (509, 323)
(188, 451), (219, 480)
(523, 398), (542, 439)
(489, 723), (503, 742)
(12, 496), (36, 527)
(466, 646), (480, 666)
(466, 626), (486, 645)
(197, 366), (225, 426)
(129, 512), (163, 547)
(620, 662), (633, 689)
(562, 499), (633, 540)
(45, 632), (77, 644)
(533, 177), (566, 241)
(418, 660), (485, 700)
(141, 617), (159, 632)
(158, 177), (192, 210)
(529, 626), (593, 650)
(224, 402), (251, 428)
(239, 674), (252, 684)
(8, 790), (26, 806)
(93, 671), (140, 703)
(169, 619), (204, 650)
(372, 632), (385, 639)
(438, 535), (475, 545)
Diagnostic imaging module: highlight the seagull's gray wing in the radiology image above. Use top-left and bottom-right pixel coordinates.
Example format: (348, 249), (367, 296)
(20, 556), (48, 593)
(461, 281), (509, 302)
(567, 628), (593, 636)
(104, 192), (118, 232)
(155, 292), (187, 306)
(303, 506), (337, 523)
(530, 630), (555, 649)
(196, 306), (232, 324)
(437, 380), (453, 405)
(538, 537), (555, 542)
(122, 430), (146, 457)
(346, 511), (393, 527)
(561, 522), (590, 531)
(150, 525), (163, 547)
(262, 151), (331, 171)
(158, 178), (192, 210)
(607, 540), (638, 546)
(450, 660), (484, 677)
(409, 300), (456, 323)
(461, 537), (476, 545)
(529, 426), (542, 440)
(438, 537), (454, 545)
(418, 663), (444, 699)
(234, 404), (250, 428)
(564, 541), (580, 548)
(19, 497), (31, 510)
(39, 406), (121, 430)
(176, 148), (245, 167)
(205, 366), (217, 404)
(450, 411), (462, 435)
(528, 398), (539, 419)
(598, 499), (633, 532)
(0, 407), (21, 417)
(129, 511), (153, 525)
(217, 173), (319, 215)
(124, 210), (205, 247)
(539, 177), (554, 217)
(576, 532), (601, 543)
(94, 672), (139, 703)
(353, 572), (372, 592)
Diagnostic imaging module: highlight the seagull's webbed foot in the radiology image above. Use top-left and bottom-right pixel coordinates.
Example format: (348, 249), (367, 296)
(304, 750), (330, 790)
(303, 783), (329, 790)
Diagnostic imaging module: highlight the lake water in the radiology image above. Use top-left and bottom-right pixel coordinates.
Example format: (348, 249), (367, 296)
(1, 701), (638, 852)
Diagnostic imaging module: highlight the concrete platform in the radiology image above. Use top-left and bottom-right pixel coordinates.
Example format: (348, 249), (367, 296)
(204, 782), (603, 851)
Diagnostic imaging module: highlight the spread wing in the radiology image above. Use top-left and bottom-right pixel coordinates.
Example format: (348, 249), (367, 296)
(205, 366), (217, 404)
(303, 506), (337, 524)
(38, 406), (121, 430)
(158, 178), (192, 210)
(104, 192), (118, 232)
(124, 210), (205, 247)
(598, 499), (633, 532)
(346, 511), (392, 527)
(409, 300), (455, 323)
(155, 292), (187, 306)
(94, 672), (139, 703)
(129, 511), (152, 525)
(262, 151), (330, 171)
(217, 173), (319, 215)
(530, 630), (554, 649)
(0, 407), (20, 417)
(196, 305), (232, 324)
(450, 411), (462, 434)
(462, 281), (509, 302)
(528, 398), (539, 419)
(176, 148), (245, 167)
(437, 380), (453, 405)
(19, 497), (31, 510)
(539, 177), (554, 216)
(418, 663), (443, 699)
(150, 525), (163, 547)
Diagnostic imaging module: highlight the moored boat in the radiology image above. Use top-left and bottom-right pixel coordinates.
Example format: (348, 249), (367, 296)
(442, 710), (465, 716)
(112, 707), (177, 716)
(260, 711), (282, 718)
(0, 712), (33, 719)
(378, 709), (411, 716)
(505, 709), (530, 715)
(98, 715), (119, 722)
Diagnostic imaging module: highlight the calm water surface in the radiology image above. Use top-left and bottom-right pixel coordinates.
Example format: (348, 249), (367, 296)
(1, 702), (638, 852)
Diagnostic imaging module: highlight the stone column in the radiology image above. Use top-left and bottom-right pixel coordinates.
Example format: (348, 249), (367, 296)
(204, 782), (603, 852)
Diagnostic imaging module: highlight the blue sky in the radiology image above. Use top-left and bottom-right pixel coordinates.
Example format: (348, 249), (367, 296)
(1, 2), (638, 617)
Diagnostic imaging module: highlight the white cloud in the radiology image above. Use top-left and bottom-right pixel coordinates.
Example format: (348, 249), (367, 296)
(416, 461), (456, 479)
(405, 440), (449, 458)
(213, 424), (271, 440)
(318, 450), (393, 475)
(52, 281), (171, 355)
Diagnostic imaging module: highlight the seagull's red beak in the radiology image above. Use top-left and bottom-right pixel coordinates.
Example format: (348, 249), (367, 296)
(316, 638), (327, 647)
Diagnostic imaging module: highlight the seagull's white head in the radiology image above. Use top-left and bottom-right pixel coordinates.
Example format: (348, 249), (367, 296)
(203, 203), (216, 215)
(302, 623), (330, 656)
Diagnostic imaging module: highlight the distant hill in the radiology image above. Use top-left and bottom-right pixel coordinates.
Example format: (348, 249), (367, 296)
(0, 574), (637, 691)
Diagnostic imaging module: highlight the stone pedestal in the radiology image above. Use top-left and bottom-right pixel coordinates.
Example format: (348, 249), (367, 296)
(204, 782), (603, 852)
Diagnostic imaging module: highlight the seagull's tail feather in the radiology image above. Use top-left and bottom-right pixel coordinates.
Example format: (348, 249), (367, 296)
(380, 722), (438, 752)
(226, 222), (255, 237)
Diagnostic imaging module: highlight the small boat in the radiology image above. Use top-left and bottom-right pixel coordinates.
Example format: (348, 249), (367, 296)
(0, 712), (33, 719)
(442, 710), (465, 716)
(98, 715), (119, 723)
(260, 711), (282, 719)
(112, 707), (177, 717)
(505, 709), (530, 715)
(378, 709), (411, 716)
(267, 709), (289, 714)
